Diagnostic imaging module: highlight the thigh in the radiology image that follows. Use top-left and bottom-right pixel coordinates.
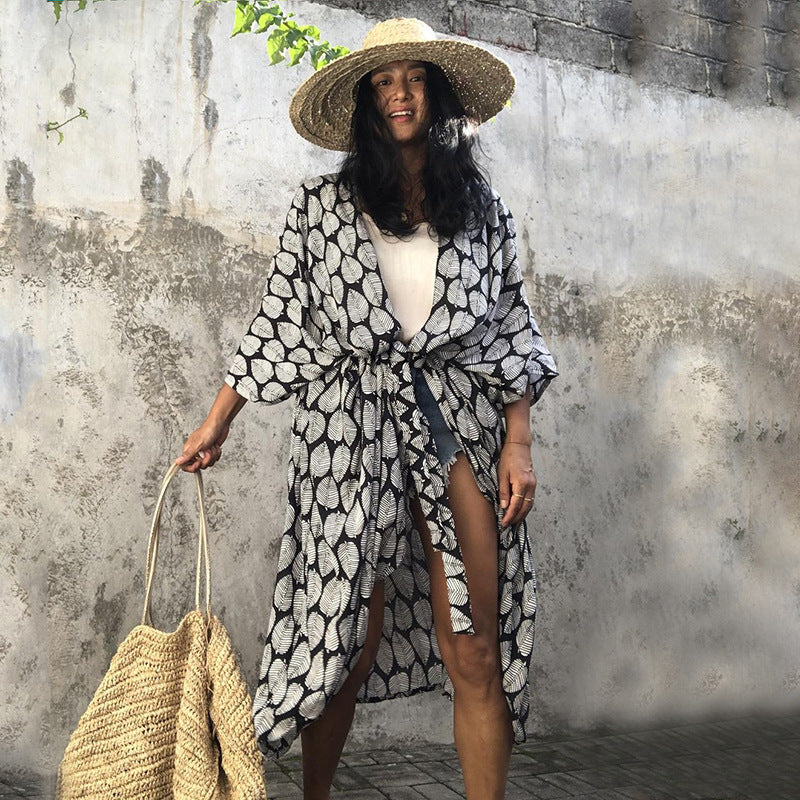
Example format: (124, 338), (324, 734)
(410, 453), (500, 647)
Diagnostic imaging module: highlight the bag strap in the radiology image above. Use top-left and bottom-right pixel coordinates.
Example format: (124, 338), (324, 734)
(141, 462), (212, 627)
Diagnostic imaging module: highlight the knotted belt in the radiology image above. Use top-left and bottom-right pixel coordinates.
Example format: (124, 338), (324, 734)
(354, 339), (476, 636)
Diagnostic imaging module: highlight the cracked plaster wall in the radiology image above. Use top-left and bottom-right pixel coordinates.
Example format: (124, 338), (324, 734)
(1, 0), (799, 785)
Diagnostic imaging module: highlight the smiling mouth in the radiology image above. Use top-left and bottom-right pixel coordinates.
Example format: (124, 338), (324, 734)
(389, 110), (413, 119)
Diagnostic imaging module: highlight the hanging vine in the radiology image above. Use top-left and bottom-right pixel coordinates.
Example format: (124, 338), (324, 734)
(46, 0), (349, 141)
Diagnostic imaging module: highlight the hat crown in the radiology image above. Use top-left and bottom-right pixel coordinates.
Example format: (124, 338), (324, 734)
(362, 17), (437, 50)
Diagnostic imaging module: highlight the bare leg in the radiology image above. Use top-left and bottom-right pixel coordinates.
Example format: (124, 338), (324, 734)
(410, 453), (513, 800)
(300, 579), (385, 800)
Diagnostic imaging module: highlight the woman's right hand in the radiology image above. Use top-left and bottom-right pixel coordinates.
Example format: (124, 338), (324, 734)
(175, 418), (230, 472)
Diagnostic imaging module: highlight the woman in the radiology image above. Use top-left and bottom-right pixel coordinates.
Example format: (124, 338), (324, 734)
(177, 18), (557, 800)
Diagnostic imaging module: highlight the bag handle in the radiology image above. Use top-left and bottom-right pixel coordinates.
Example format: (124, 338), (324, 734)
(141, 462), (211, 627)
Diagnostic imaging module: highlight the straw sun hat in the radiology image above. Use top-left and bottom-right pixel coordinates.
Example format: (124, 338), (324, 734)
(289, 17), (515, 151)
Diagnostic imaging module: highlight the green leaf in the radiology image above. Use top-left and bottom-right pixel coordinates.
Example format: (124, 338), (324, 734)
(53, 2), (62, 21)
(288, 38), (308, 66)
(266, 27), (287, 64)
(258, 3), (282, 17)
(311, 42), (349, 70)
(284, 26), (303, 48)
(255, 9), (278, 33)
(77, 0), (87, 10)
(312, 44), (334, 70)
(232, 2), (256, 36)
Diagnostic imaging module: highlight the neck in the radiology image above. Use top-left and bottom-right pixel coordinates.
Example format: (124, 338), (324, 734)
(397, 139), (427, 185)
(397, 142), (427, 222)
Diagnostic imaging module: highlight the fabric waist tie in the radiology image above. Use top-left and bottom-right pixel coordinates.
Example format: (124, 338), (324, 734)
(353, 343), (476, 636)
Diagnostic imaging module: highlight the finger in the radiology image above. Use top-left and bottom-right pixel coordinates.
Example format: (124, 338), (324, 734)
(203, 446), (220, 469)
(176, 435), (202, 467)
(501, 490), (524, 527)
(175, 449), (200, 466)
(497, 462), (511, 510)
(175, 444), (195, 465)
(176, 448), (200, 471)
(503, 473), (536, 526)
(179, 456), (199, 473)
(197, 449), (213, 470)
(518, 484), (536, 523)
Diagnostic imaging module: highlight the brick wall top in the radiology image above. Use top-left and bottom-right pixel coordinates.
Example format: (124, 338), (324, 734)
(323, 0), (800, 109)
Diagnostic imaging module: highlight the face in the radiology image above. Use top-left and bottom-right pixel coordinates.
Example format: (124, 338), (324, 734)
(369, 59), (431, 146)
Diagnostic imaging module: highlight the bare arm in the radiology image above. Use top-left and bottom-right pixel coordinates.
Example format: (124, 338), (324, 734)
(175, 383), (248, 472)
(502, 386), (532, 446)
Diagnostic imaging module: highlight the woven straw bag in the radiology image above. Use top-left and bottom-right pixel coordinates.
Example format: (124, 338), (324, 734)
(55, 462), (268, 800)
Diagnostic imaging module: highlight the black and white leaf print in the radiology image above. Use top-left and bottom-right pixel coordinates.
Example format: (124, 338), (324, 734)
(309, 441), (331, 476)
(348, 291), (370, 323)
(308, 228), (326, 260)
(277, 682), (304, 718)
(426, 305), (451, 335)
(307, 611), (325, 648)
(287, 642), (311, 680)
(307, 192), (323, 223)
(368, 307), (395, 336)
(320, 579), (342, 618)
(337, 540), (359, 580)
(272, 615), (296, 656)
(323, 655), (345, 689)
(273, 575), (293, 611)
(321, 209), (340, 238)
(300, 690), (325, 718)
(269, 272), (293, 299)
(266, 661), (287, 704)
(277, 536), (297, 571)
(225, 173), (558, 759)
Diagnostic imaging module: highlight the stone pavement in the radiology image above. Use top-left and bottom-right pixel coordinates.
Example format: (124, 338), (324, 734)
(2, 711), (798, 799)
(262, 712), (800, 800)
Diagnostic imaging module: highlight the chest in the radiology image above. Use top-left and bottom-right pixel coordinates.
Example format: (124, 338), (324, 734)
(304, 196), (502, 351)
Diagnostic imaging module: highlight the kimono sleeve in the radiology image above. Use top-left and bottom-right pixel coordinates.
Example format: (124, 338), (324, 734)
(225, 184), (338, 404)
(487, 196), (558, 407)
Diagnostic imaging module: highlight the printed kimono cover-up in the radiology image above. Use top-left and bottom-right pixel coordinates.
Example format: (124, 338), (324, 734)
(225, 173), (558, 758)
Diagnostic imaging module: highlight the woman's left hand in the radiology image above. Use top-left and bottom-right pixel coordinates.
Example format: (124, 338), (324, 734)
(497, 441), (537, 528)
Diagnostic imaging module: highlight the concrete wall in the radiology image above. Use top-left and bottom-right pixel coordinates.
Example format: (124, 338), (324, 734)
(1, 0), (799, 787)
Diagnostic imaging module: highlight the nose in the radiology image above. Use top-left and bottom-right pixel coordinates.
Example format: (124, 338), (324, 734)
(392, 77), (412, 101)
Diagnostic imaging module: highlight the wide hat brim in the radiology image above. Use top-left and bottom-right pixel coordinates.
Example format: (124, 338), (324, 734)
(289, 36), (515, 151)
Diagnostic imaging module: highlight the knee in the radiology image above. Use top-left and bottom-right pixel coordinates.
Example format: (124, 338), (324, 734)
(440, 634), (501, 692)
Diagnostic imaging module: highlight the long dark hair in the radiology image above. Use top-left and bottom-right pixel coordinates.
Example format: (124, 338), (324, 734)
(338, 61), (492, 239)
